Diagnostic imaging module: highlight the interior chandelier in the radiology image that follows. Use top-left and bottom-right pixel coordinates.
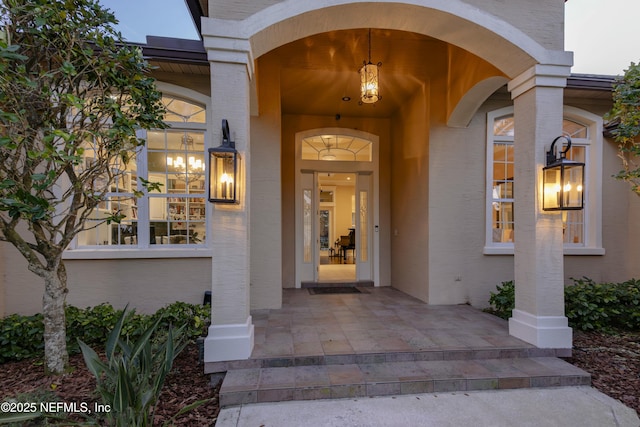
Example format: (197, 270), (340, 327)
(359, 28), (381, 104)
(166, 134), (205, 184)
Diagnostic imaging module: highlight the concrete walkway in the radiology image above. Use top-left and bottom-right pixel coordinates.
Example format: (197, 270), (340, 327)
(216, 386), (639, 427)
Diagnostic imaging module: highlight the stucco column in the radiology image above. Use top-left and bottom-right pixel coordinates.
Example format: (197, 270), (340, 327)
(202, 21), (254, 362)
(507, 64), (572, 349)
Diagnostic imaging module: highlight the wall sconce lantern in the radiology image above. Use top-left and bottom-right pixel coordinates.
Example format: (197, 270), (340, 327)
(542, 136), (585, 211)
(208, 119), (239, 204)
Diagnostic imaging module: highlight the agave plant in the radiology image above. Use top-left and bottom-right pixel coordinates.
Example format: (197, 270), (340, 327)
(78, 307), (186, 426)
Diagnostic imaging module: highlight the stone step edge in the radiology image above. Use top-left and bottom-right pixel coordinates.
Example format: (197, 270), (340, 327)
(205, 347), (571, 374)
(219, 358), (590, 407)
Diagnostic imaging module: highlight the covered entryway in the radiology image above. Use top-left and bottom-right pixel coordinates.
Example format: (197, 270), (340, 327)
(203, 0), (575, 364)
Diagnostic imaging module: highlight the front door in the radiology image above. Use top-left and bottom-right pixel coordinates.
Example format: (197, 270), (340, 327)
(296, 171), (374, 285)
(294, 129), (379, 288)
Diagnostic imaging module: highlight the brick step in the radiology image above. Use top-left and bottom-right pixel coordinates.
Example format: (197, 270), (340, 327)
(205, 347), (570, 374)
(219, 357), (590, 407)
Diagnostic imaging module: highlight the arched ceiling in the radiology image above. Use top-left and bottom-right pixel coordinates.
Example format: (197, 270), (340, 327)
(266, 29), (450, 118)
(201, 1), (571, 120)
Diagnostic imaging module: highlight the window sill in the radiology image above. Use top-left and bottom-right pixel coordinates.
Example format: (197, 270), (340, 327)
(63, 247), (213, 260)
(483, 246), (606, 256)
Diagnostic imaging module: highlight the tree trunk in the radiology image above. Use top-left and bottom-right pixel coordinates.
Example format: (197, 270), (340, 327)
(42, 268), (68, 375)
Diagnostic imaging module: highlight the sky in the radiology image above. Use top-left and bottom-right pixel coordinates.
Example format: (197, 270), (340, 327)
(100, 0), (640, 76)
(565, 0), (640, 75)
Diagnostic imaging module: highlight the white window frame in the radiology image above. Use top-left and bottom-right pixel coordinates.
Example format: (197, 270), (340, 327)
(484, 106), (604, 255)
(64, 83), (213, 260)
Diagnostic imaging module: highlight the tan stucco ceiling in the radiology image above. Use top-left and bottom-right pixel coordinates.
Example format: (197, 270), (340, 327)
(266, 29), (449, 118)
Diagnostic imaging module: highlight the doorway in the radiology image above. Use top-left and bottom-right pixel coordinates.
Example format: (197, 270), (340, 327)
(318, 173), (356, 282)
(294, 128), (379, 288)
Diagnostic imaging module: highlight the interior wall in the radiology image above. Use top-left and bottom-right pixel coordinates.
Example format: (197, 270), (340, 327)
(281, 114), (391, 288)
(390, 85), (430, 302)
(334, 185), (354, 238)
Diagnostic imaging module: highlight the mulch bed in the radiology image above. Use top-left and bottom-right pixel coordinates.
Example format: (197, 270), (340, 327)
(1, 331), (638, 424)
(565, 330), (640, 415)
(0, 343), (221, 426)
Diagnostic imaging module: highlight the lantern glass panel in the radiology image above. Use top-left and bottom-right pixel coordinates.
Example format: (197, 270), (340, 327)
(543, 162), (584, 211)
(360, 63), (379, 104)
(563, 163), (584, 209)
(543, 167), (562, 210)
(209, 151), (237, 202)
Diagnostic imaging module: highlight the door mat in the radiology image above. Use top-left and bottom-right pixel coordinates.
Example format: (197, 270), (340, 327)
(308, 287), (363, 295)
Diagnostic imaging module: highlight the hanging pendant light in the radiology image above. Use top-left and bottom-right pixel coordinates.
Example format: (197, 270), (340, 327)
(360, 28), (381, 104)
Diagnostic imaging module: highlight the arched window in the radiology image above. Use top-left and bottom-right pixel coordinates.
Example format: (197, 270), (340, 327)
(301, 134), (373, 162)
(484, 106), (604, 255)
(74, 94), (208, 249)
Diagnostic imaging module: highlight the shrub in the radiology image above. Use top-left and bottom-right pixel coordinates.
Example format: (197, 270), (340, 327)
(66, 303), (121, 354)
(565, 277), (640, 331)
(0, 313), (44, 364)
(486, 277), (640, 332)
(150, 301), (210, 340)
(487, 280), (515, 320)
(0, 301), (210, 364)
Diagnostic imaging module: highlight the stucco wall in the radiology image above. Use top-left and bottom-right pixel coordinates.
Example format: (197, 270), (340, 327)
(1, 242), (211, 316)
(250, 58), (283, 310)
(390, 85), (430, 302)
(208, 0), (564, 52)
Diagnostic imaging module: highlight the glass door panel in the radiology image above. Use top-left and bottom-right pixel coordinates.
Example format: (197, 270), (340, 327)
(356, 173), (372, 281)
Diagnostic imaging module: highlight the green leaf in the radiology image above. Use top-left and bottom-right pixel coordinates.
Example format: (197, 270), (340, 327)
(61, 60), (77, 76)
(0, 411), (44, 423)
(78, 339), (106, 378)
(106, 307), (127, 361)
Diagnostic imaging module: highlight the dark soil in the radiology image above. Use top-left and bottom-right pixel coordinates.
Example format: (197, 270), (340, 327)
(0, 343), (221, 426)
(1, 331), (638, 425)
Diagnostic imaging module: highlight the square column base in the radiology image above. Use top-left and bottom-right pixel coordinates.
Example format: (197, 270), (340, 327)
(204, 316), (254, 363)
(509, 309), (572, 348)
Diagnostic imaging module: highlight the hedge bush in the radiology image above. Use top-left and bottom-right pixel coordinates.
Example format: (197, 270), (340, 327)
(0, 302), (210, 364)
(486, 277), (640, 332)
(0, 313), (44, 364)
(565, 277), (640, 331)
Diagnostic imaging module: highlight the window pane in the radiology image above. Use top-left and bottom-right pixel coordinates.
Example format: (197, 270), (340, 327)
(492, 202), (514, 243)
(493, 116), (514, 137)
(359, 191), (368, 262)
(563, 119), (588, 139)
(301, 135), (373, 161)
(162, 96), (206, 123)
(149, 196), (206, 245)
(76, 138), (138, 246)
(564, 211), (584, 244)
(149, 128), (206, 246)
(319, 210), (329, 250)
(303, 189), (312, 262)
